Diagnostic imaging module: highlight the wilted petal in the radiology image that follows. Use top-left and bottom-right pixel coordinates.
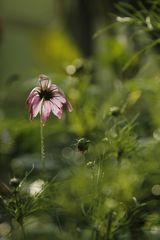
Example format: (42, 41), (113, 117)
(50, 84), (59, 92)
(30, 98), (43, 119)
(39, 74), (49, 81)
(27, 95), (40, 117)
(27, 92), (39, 109)
(26, 87), (40, 105)
(51, 102), (63, 119)
(28, 86), (40, 96)
(41, 101), (52, 122)
(39, 74), (51, 90)
(54, 95), (67, 104)
(50, 98), (63, 109)
(54, 89), (72, 112)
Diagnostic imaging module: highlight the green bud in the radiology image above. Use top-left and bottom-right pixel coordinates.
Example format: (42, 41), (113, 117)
(77, 138), (90, 152)
(109, 106), (121, 117)
(9, 177), (20, 188)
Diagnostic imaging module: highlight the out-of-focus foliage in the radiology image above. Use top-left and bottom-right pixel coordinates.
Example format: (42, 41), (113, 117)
(1, 0), (160, 239)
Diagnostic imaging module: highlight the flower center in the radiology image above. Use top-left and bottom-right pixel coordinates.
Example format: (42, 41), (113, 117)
(39, 90), (53, 100)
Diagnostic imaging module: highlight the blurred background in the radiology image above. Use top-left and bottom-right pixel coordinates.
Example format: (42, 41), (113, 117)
(1, 0), (160, 239)
(0, 0), (125, 180)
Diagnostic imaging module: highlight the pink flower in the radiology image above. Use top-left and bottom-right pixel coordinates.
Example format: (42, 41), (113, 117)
(27, 74), (73, 122)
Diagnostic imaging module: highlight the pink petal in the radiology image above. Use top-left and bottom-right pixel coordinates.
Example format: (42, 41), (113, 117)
(39, 74), (51, 90)
(39, 74), (49, 81)
(31, 95), (40, 106)
(30, 98), (43, 119)
(50, 98), (63, 109)
(27, 92), (39, 109)
(54, 95), (67, 104)
(26, 87), (40, 105)
(55, 89), (73, 112)
(41, 101), (52, 122)
(27, 87), (40, 96)
(51, 102), (63, 119)
(50, 84), (59, 92)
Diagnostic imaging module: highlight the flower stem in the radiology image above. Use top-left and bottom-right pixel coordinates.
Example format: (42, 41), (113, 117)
(20, 221), (26, 240)
(40, 118), (45, 177)
(106, 211), (113, 240)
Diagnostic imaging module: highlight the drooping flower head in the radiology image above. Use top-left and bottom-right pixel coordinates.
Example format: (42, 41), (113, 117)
(26, 74), (72, 122)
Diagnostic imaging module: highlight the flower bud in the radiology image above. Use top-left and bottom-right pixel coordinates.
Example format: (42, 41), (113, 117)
(9, 177), (20, 188)
(77, 138), (90, 152)
(109, 106), (121, 117)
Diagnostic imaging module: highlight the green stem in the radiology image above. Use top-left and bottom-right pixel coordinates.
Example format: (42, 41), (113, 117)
(106, 212), (113, 240)
(40, 119), (45, 176)
(91, 229), (94, 240)
(91, 229), (100, 240)
(10, 220), (15, 240)
(95, 230), (100, 240)
(20, 221), (26, 240)
(14, 190), (26, 240)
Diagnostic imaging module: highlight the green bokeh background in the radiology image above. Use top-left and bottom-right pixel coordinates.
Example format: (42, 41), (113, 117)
(1, 0), (160, 239)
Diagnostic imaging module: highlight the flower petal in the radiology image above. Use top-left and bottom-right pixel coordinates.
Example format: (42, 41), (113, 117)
(39, 74), (51, 90)
(41, 101), (52, 122)
(54, 95), (67, 104)
(27, 92), (39, 109)
(30, 98), (43, 120)
(26, 87), (40, 106)
(50, 98), (63, 109)
(50, 84), (59, 92)
(51, 102), (63, 119)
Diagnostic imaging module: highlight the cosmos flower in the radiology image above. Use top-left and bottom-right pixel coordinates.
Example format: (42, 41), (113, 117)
(26, 74), (72, 122)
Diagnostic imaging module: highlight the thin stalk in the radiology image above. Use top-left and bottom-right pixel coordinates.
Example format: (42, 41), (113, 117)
(91, 229), (95, 240)
(40, 118), (45, 177)
(10, 221), (15, 240)
(14, 190), (26, 240)
(95, 230), (100, 240)
(106, 212), (113, 240)
(20, 221), (26, 240)
(91, 229), (100, 240)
